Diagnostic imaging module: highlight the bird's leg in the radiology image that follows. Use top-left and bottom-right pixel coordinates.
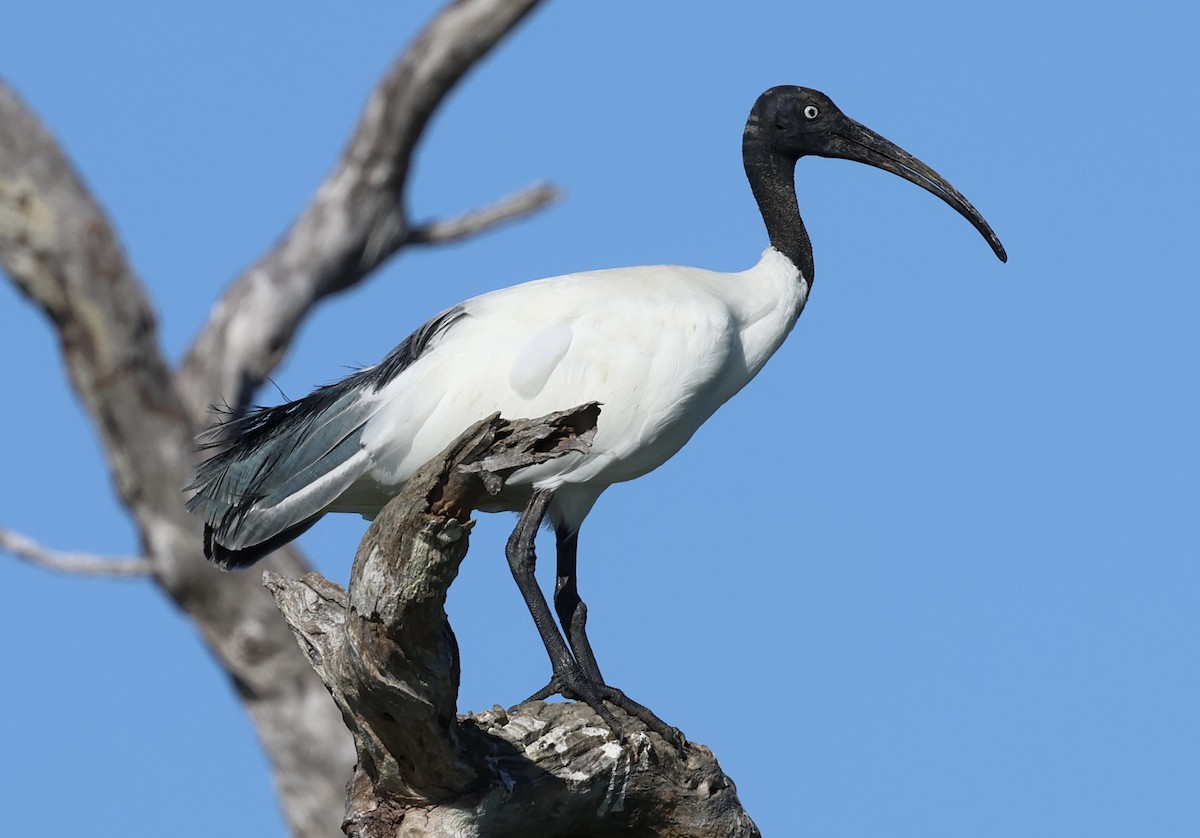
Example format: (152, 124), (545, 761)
(545, 521), (687, 750)
(553, 528), (606, 685)
(506, 489), (622, 734)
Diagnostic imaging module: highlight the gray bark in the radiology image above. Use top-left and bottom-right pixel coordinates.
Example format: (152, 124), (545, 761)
(267, 406), (760, 837)
(0, 2), (550, 836)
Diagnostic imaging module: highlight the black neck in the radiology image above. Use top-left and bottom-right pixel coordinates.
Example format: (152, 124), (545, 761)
(743, 136), (813, 283)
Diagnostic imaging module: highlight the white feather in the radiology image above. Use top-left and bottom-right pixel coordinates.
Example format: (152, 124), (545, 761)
(343, 247), (806, 529)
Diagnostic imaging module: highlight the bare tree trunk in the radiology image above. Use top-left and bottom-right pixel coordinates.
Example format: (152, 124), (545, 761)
(267, 406), (761, 837)
(0, 2), (553, 835)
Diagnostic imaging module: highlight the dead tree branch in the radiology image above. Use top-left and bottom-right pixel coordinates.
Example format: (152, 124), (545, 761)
(406, 181), (560, 246)
(0, 74), (356, 838)
(0, 527), (151, 576)
(267, 406), (760, 837)
(0, 2), (552, 836)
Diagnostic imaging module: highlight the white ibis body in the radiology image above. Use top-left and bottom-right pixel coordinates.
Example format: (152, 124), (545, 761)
(188, 86), (1006, 736)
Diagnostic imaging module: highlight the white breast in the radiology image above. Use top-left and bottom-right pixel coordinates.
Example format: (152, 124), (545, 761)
(335, 247), (806, 525)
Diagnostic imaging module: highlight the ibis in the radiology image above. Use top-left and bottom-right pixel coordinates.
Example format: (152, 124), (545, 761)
(188, 86), (1006, 737)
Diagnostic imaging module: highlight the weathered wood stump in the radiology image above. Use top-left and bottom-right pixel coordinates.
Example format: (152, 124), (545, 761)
(265, 405), (759, 837)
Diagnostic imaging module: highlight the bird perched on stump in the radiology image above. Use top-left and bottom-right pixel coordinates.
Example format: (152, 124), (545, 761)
(188, 85), (1006, 738)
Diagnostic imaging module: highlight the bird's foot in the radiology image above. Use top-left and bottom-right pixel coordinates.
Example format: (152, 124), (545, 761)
(525, 668), (686, 752)
(594, 684), (687, 753)
(525, 664), (625, 737)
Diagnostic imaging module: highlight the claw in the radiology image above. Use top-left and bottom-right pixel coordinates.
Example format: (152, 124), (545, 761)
(524, 668), (687, 751)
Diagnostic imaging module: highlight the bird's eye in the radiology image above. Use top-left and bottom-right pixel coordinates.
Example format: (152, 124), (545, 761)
(803, 105), (820, 120)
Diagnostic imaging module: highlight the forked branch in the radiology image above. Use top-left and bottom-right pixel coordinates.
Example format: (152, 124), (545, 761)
(0, 2), (556, 836)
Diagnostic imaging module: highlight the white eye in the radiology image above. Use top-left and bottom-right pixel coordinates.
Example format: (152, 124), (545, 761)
(803, 105), (820, 119)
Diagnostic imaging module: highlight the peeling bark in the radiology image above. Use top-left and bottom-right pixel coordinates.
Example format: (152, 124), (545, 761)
(267, 407), (760, 837)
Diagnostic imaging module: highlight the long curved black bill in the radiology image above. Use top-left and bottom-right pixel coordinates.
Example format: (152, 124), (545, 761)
(827, 119), (1007, 262)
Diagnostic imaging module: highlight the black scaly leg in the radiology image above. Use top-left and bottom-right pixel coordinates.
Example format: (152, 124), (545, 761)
(511, 492), (686, 749)
(553, 528), (606, 685)
(507, 489), (622, 734)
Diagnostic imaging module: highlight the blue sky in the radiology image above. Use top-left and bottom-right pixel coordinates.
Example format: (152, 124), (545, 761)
(2, 2), (1197, 835)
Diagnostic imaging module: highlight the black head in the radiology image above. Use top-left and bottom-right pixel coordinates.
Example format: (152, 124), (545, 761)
(747, 86), (848, 160)
(746, 85), (1007, 262)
